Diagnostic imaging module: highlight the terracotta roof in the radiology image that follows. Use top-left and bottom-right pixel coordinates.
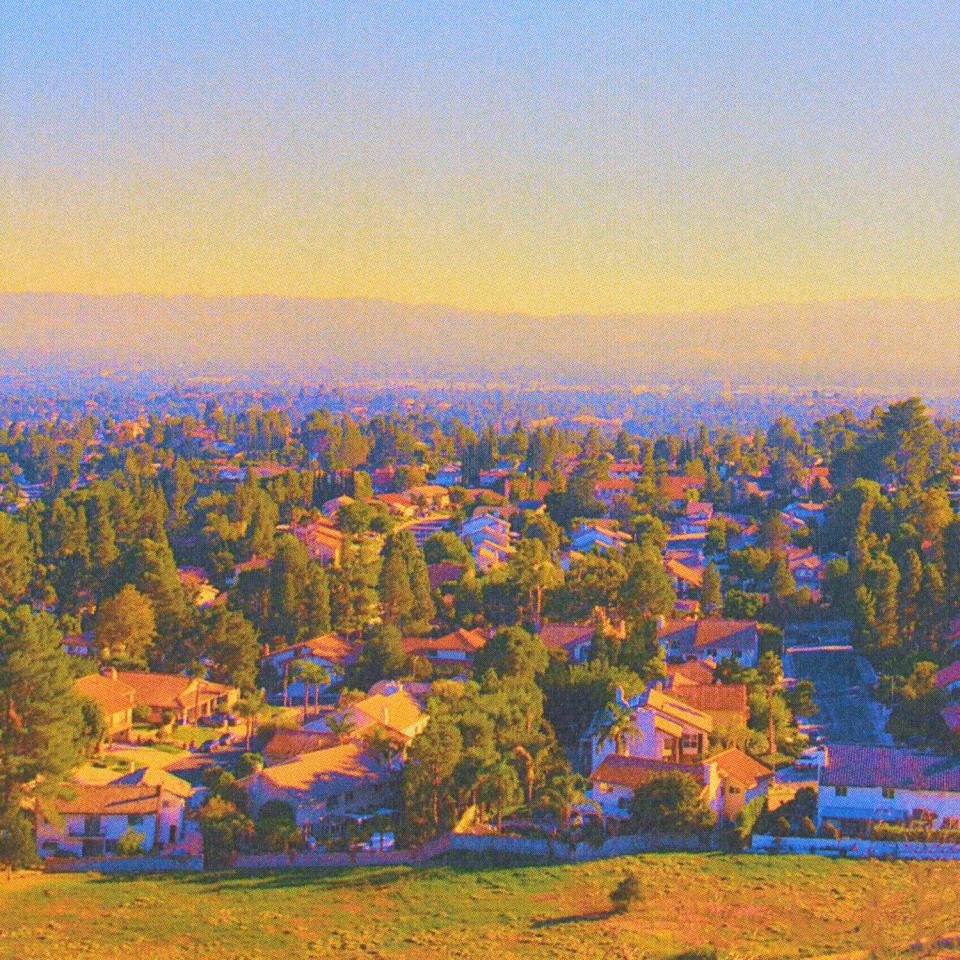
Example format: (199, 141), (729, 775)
(590, 755), (706, 789)
(821, 744), (960, 792)
(111, 767), (194, 799)
(350, 689), (426, 738)
(708, 748), (772, 788)
(250, 743), (389, 797)
(427, 562), (465, 591)
(538, 623), (595, 654)
(114, 672), (236, 710)
(670, 683), (749, 718)
(56, 784), (162, 816)
(74, 673), (135, 717)
(263, 729), (340, 764)
(665, 660), (716, 686)
(263, 633), (359, 666)
(657, 618), (759, 656)
(659, 476), (706, 501)
(665, 558), (704, 588)
(935, 660), (960, 687)
(402, 628), (486, 657)
(643, 687), (713, 734)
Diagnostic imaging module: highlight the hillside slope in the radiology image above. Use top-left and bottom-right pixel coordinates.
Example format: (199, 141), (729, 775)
(2, 853), (958, 959)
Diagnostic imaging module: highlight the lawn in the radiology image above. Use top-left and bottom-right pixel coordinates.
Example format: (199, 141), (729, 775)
(2, 853), (959, 960)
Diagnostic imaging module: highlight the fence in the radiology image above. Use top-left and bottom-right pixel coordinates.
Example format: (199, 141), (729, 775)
(231, 834), (452, 871)
(44, 855), (203, 874)
(448, 832), (704, 862)
(751, 834), (960, 861)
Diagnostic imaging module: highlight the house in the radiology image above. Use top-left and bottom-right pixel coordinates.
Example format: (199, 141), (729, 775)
(377, 492), (417, 519)
(343, 685), (429, 742)
(538, 623), (596, 663)
(36, 784), (186, 858)
(427, 562), (465, 591)
(110, 767), (195, 805)
(263, 729), (340, 766)
(320, 494), (355, 518)
(665, 557), (704, 595)
(817, 744), (960, 830)
(177, 567), (221, 608)
(657, 618), (760, 668)
(242, 743), (394, 837)
(674, 501), (713, 534)
(590, 685), (713, 770)
(784, 501), (827, 527)
(405, 484), (451, 512)
(589, 747), (772, 822)
(667, 680), (750, 730)
(260, 633), (359, 702)
(659, 475), (706, 507)
(935, 660), (960, 694)
(592, 476), (635, 507)
(569, 521), (632, 554)
(433, 464), (463, 487)
(74, 672), (136, 741)
(115, 671), (239, 725)
(63, 631), (98, 657)
(292, 519), (345, 566)
(785, 546), (827, 587)
(402, 628), (487, 668)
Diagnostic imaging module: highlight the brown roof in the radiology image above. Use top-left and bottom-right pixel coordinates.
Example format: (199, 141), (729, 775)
(250, 743), (389, 798)
(56, 784), (162, 816)
(671, 683), (750, 719)
(665, 660), (716, 686)
(708, 748), (772, 788)
(263, 729), (340, 764)
(590, 755), (707, 789)
(538, 623), (595, 654)
(263, 633), (359, 666)
(657, 618), (759, 656)
(74, 673), (136, 718)
(114, 672), (235, 710)
(427, 562), (465, 591)
(820, 744), (960, 792)
(110, 767), (194, 799)
(402, 628), (487, 658)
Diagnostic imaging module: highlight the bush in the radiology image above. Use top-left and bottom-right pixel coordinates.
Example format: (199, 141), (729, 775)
(798, 816), (817, 838)
(610, 872), (643, 913)
(115, 829), (146, 856)
(819, 822), (841, 840)
(771, 816), (792, 837)
(674, 951), (718, 960)
(235, 752), (264, 778)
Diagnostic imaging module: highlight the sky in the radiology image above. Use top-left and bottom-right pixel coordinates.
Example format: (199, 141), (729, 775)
(2, 1), (959, 316)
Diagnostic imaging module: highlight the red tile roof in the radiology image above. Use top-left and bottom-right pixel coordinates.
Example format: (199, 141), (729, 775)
(821, 744), (960, 792)
(56, 784), (162, 816)
(670, 683), (749, 719)
(590, 755), (707, 789)
(935, 660), (960, 688)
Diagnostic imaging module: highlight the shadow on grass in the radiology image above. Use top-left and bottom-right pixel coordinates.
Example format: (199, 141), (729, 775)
(532, 910), (613, 928)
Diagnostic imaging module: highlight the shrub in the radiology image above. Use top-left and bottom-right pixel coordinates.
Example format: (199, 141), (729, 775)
(235, 752), (264, 778)
(771, 816), (792, 837)
(674, 951), (718, 960)
(115, 829), (146, 856)
(798, 816), (817, 838)
(610, 872), (643, 913)
(819, 822), (841, 840)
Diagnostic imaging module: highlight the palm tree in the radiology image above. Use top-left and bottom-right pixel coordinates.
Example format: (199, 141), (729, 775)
(364, 726), (403, 767)
(477, 759), (522, 832)
(290, 659), (330, 724)
(326, 711), (357, 744)
(597, 701), (641, 757)
(236, 690), (265, 752)
(758, 651), (785, 759)
(536, 773), (601, 831)
(513, 744), (562, 807)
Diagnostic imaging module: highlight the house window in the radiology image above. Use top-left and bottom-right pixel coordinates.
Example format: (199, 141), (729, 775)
(128, 815), (144, 827)
(834, 786), (848, 797)
(882, 787), (896, 799)
(728, 786), (740, 795)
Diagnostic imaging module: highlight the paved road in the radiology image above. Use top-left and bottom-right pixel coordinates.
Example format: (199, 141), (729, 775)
(784, 644), (888, 745)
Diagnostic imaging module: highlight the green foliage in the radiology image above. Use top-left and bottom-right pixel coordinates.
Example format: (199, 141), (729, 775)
(473, 626), (548, 680)
(115, 828), (147, 856)
(610, 871), (642, 913)
(199, 795), (254, 868)
(628, 772), (717, 837)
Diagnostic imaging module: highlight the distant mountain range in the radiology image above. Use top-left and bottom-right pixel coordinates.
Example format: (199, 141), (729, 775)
(1, 292), (958, 389)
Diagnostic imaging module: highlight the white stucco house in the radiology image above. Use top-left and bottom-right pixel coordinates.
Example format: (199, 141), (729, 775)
(817, 744), (960, 830)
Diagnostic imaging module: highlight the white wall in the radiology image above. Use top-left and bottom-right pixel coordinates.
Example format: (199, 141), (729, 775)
(818, 784), (960, 827)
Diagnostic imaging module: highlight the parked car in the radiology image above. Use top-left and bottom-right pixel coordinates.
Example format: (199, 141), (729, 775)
(199, 738), (218, 753)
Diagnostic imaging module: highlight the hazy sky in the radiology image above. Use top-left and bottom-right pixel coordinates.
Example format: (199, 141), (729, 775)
(2, 1), (959, 315)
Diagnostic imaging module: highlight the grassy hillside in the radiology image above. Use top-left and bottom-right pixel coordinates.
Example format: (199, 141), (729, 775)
(2, 853), (958, 960)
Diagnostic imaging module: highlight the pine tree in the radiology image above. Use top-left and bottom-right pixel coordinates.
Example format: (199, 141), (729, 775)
(94, 585), (156, 665)
(0, 607), (86, 866)
(701, 562), (722, 615)
(0, 514), (32, 609)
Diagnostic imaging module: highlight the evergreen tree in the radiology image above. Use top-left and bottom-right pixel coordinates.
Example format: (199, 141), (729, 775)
(701, 562), (722, 615)
(94, 585), (156, 665)
(0, 514), (32, 609)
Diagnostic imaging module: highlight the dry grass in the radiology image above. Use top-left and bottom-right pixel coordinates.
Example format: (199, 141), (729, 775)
(1, 853), (959, 960)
